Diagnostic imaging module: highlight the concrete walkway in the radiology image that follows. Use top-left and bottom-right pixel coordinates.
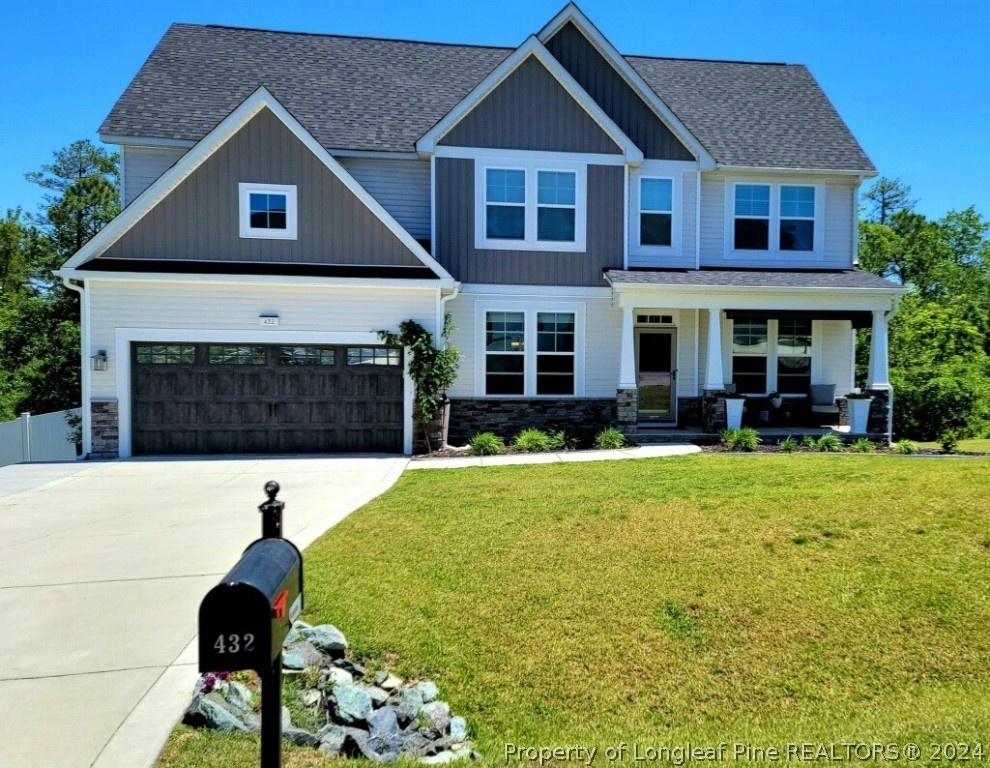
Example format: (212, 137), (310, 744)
(0, 455), (407, 768)
(407, 443), (700, 470)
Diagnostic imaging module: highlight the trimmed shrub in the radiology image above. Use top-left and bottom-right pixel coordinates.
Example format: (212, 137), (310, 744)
(778, 435), (797, 453)
(468, 432), (505, 456)
(850, 438), (876, 453)
(721, 427), (761, 452)
(893, 439), (918, 455)
(513, 428), (552, 453)
(939, 430), (958, 454)
(816, 434), (844, 453)
(547, 429), (579, 452)
(594, 427), (626, 450)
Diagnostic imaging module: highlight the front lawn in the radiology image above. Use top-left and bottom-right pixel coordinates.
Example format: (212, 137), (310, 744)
(160, 455), (990, 766)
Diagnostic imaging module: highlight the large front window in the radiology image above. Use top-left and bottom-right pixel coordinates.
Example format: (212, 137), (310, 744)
(482, 308), (581, 396)
(731, 318), (814, 395)
(476, 161), (586, 251)
(731, 182), (819, 254)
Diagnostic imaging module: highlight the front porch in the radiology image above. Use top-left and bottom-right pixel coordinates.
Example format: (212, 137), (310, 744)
(607, 270), (901, 441)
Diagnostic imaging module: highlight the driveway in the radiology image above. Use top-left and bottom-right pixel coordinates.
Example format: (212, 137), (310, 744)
(0, 455), (407, 768)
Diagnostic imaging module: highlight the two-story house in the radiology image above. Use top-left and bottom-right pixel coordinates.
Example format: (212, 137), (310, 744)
(57, 4), (901, 458)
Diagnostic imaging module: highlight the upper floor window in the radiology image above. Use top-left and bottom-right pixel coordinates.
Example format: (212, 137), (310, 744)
(779, 186), (815, 251)
(239, 183), (297, 240)
(730, 182), (821, 255)
(733, 184), (771, 250)
(639, 178), (673, 247)
(476, 160), (586, 252)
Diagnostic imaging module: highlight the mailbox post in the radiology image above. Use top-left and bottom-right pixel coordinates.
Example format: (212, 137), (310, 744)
(199, 481), (303, 768)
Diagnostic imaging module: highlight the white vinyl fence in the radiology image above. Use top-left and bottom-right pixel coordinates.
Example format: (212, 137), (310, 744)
(0, 408), (81, 467)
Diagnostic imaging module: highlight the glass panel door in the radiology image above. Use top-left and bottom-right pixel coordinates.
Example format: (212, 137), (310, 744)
(637, 330), (676, 423)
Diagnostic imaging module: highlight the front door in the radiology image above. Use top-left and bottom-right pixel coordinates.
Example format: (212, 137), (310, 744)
(637, 330), (676, 423)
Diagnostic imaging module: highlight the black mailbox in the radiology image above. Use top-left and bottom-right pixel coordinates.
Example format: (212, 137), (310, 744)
(199, 536), (303, 673)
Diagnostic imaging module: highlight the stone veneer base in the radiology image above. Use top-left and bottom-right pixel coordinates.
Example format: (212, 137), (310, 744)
(90, 399), (119, 459)
(447, 398), (617, 446)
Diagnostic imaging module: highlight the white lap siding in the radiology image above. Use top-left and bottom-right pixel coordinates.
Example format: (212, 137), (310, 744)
(818, 320), (856, 395)
(86, 279), (439, 400)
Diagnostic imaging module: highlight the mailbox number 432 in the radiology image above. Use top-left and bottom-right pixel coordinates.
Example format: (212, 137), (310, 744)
(214, 633), (255, 654)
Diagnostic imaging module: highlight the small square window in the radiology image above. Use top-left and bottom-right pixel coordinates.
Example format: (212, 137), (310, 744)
(239, 183), (297, 240)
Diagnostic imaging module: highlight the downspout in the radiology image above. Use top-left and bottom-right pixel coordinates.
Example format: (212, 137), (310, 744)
(62, 276), (90, 458)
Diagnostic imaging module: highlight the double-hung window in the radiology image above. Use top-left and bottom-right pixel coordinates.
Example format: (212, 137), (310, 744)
(733, 184), (771, 250)
(481, 306), (582, 397)
(731, 318), (815, 395)
(239, 183), (297, 240)
(639, 178), (673, 247)
(779, 186), (815, 251)
(477, 162), (585, 251)
(730, 182), (820, 254)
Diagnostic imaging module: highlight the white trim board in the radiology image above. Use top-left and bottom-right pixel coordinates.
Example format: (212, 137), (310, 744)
(537, 3), (714, 169)
(56, 269), (452, 290)
(66, 87), (455, 282)
(416, 36), (644, 165)
(113, 327), (414, 458)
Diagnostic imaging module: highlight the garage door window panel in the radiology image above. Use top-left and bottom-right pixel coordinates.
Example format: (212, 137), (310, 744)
(209, 345), (267, 365)
(135, 345), (196, 364)
(279, 347), (335, 366)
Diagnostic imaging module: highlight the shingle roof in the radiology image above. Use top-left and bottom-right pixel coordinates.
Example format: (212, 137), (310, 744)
(606, 269), (901, 291)
(100, 23), (874, 172)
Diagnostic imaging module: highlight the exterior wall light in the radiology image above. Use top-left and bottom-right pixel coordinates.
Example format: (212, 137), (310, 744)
(91, 350), (108, 371)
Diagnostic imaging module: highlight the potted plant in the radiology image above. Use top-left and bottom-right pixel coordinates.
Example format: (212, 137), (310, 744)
(724, 392), (746, 430)
(845, 391), (874, 434)
(768, 391), (783, 409)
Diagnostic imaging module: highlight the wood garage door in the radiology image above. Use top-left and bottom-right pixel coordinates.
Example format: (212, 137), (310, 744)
(131, 343), (403, 455)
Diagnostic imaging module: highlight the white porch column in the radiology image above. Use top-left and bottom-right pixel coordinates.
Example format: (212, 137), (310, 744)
(868, 309), (891, 389)
(619, 307), (637, 389)
(704, 307), (725, 390)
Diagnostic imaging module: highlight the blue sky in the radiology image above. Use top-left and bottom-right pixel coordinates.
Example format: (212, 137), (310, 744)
(1, 0), (987, 221)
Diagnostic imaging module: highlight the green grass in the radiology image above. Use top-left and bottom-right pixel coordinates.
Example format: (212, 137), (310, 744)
(917, 438), (990, 454)
(159, 455), (990, 766)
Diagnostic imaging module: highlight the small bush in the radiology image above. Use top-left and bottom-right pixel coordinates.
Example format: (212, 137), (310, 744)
(850, 438), (876, 453)
(939, 430), (958, 454)
(547, 429), (579, 451)
(468, 432), (505, 456)
(513, 428), (552, 453)
(801, 435), (818, 448)
(778, 435), (797, 453)
(816, 434), (844, 453)
(893, 439), (918, 455)
(594, 427), (626, 450)
(721, 427), (761, 452)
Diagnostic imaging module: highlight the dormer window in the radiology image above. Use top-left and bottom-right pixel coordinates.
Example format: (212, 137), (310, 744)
(239, 183), (297, 240)
(475, 159), (586, 252)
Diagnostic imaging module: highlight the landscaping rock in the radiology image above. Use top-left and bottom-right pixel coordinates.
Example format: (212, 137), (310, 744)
(183, 694), (249, 733)
(327, 667), (354, 686)
(368, 706), (403, 755)
(318, 726), (347, 757)
(390, 687), (423, 726)
(334, 658), (367, 678)
(281, 706), (292, 730)
(450, 716), (467, 742)
(421, 750), (468, 765)
(286, 640), (325, 668)
(420, 701), (451, 734)
(302, 624), (348, 656)
(331, 682), (373, 725)
(416, 681), (440, 703)
(374, 670), (389, 685)
(379, 673), (403, 691)
(282, 726), (319, 747)
(282, 651), (308, 670)
(366, 685), (390, 707)
(241, 711), (260, 732)
(297, 688), (321, 708)
(342, 729), (398, 763)
(226, 681), (254, 712)
(399, 730), (433, 757)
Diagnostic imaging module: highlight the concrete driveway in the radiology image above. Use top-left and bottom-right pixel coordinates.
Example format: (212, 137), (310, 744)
(0, 455), (407, 768)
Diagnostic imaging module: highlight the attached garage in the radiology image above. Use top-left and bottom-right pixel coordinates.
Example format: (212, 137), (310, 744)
(130, 342), (404, 455)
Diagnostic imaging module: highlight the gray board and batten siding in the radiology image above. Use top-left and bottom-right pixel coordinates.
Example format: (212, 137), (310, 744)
(437, 56), (621, 155)
(544, 21), (694, 161)
(435, 158), (624, 286)
(100, 108), (423, 268)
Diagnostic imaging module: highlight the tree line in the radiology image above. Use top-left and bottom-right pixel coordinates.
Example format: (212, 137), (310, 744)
(1, 141), (987, 440)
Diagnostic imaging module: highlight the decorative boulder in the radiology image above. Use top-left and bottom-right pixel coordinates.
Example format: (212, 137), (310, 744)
(331, 682), (373, 725)
(416, 681), (440, 703)
(317, 724), (347, 756)
(282, 726), (319, 747)
(390, 687), (423, 726)
(367, 706), (402, 755)
(226, 681), (254, 712)
(366, 686), (390, 708)
(302, 625), (348, 656)
(420, 701), (451, 734)
(183, 694), (249, 733)
(285, 640), (325, 668)
(450, 716), (467, 743)
(282, 651), (308, 670)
